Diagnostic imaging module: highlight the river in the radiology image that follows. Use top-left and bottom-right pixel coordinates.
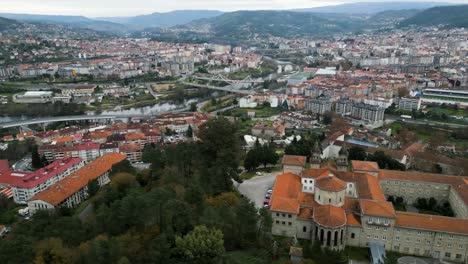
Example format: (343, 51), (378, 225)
(0, 99), (198, 124)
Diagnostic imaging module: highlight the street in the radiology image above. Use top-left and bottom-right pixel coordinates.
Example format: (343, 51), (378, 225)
(236, 172), (279, 208)
(12, 155), (32, 172)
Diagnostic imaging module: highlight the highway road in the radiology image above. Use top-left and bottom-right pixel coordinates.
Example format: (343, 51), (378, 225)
(180, 81), (255, 95)
(0, 106), (190, 129)
(12, 155), (32, 172)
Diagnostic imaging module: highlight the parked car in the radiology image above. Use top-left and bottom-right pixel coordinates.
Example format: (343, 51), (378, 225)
(256, 172), (263, 176)
(265, 192), (271, 199)
(267, 187), (273, 194)
(263, 200), (270, 208)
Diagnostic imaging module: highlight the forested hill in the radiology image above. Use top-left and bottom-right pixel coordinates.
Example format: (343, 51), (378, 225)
(0, 118), (273, 263)
(399, 5), (468, 28)
(0, 17), (19, 31)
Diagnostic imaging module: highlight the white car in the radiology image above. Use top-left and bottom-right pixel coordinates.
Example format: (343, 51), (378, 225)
(256, 172), (263, 176)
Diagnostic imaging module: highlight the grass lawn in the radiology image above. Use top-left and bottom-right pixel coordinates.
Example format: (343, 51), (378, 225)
(239, 119), (274, 135)
(426, 106), (468, 117)
(226, 106), (281, 118)
(344, 246), (369, 261)
(418, 209), (442, 216)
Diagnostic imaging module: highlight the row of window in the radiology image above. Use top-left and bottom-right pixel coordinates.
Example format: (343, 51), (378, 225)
(385, 180), (449, 190)
(395, 237), (464, 249)
(367, 217), (389, 225)
(275, 220), (292, 226)
(367, 226), (388, 231)
(275, 213), (292, 218)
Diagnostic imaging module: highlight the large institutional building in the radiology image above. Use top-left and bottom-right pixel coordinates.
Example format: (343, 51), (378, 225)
(272, 152), (468, 263)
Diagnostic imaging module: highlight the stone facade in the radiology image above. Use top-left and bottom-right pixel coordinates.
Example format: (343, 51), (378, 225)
(270, 161), (468, 263)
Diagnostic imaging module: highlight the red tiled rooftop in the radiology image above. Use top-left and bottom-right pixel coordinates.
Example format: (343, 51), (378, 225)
(351, 160), (380, 172)
(313, 205), (346, 228)
(282, 155), (306, 166)
(395, 212), (468, 235)
(29, 153), (126, 206)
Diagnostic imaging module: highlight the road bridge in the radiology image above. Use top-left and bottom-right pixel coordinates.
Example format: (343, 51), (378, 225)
(180, 81), (255, 95)
(0, 106), (190, 129)
(191, 75), (264, 84)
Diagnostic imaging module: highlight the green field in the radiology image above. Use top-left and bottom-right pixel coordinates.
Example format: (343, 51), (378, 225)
(426, 106), (468, 118)
(225, 106), (281, 118)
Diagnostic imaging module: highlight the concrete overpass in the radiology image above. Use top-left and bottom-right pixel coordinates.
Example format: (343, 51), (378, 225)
(0, 115), (141, 129)
(191, 75), (264, 84)
(0, 106), (190, 129)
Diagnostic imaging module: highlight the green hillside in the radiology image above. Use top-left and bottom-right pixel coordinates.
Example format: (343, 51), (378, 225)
(399, 5), (468, 28)
(194, 10), (363, 39)
(0, 16), (19, 31)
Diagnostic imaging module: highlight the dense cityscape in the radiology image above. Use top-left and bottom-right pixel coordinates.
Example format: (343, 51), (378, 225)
(0, 1), (467, 264)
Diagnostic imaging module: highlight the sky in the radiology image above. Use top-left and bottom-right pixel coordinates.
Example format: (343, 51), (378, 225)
(1, 0), (467, 17)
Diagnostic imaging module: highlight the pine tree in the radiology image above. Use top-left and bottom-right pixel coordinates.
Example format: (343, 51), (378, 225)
(187, 125), (193, 138)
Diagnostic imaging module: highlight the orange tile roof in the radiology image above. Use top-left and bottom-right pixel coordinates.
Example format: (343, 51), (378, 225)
(357, 174), (386, 201)
(125, 132), (146, 141)
(360, 199), (395, 218)
(29, 153), (126, 206)
(282, 155), (306, 166)
(313, 205), (346, 228)
(297, 207), (313, 220)
(270, 173), (301, 213)
(119, 143), (141, 152)
(320, 162), (338, 170)
(90, 131), (112, 139)
(346, 213), (361, 227)
(395, 212), (468, 235)
(351, 160), (379, 172)
(55, 136), (74, 143)
(315, 174), (347, 192)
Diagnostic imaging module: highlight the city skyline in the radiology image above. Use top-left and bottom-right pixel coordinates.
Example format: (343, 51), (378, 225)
(1, 0), (467, 17)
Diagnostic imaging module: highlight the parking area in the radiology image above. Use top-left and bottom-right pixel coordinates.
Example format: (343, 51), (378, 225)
(236, 172), (279, 209)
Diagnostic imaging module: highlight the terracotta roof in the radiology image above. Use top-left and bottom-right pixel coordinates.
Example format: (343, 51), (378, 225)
(28, 153), (126, 206)
(119, 143), (141, 152)
(270, 173), (301, 213)
(297, 207), (313, 220)
(125, 132), (146, 141)
(346, 213), (361, 227)
(11, 157), (83, 189)
(313, 205), (346, 228)
(360, 199), (395, 218)
(0, 160), (9, 172)
(395, 212), (468, 235)
(351, 160), (379, 172)
(356, 174), (385, 201)
(315, 174), (347, 192)
(282, 155), (306, 166)
(320, 162), (338, 170)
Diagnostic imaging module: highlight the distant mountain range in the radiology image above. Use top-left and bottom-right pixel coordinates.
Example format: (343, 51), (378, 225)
(398, 4), (468, 28)
(292, 2), (455, 13)
(186, 10), (362, 40)
(0, 2), (467, 39)
(0, 13), (127, 34)
(0, 16), (19, 31)
(98, 10), (223, 28)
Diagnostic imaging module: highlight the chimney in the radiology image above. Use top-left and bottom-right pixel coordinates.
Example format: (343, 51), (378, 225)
(328, 173), (334, 179)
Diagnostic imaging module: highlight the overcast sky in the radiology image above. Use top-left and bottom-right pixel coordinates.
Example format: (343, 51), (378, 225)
(1, 0), (466, 17)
